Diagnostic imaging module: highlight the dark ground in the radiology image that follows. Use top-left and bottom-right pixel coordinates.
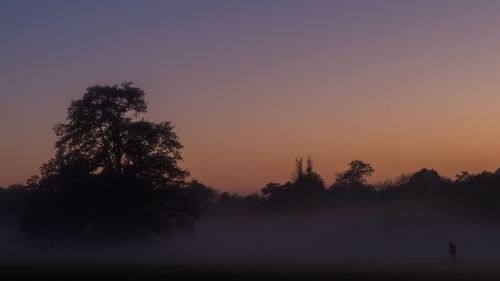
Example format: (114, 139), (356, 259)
(2, 259), (500, 280)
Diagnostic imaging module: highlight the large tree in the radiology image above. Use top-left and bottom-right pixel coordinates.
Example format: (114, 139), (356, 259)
(24, 83), (196, 240)
(42, 82), (188, 187)
(333, 160), (374, 190)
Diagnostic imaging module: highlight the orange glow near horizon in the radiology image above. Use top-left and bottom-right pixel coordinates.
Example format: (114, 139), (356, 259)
(2, 1), (500, 193)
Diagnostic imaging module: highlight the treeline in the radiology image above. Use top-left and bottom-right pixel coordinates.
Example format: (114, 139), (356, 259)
(4, 157), (500, 241)
(187, 157), (500, 221)
(3, 82), (500, 242)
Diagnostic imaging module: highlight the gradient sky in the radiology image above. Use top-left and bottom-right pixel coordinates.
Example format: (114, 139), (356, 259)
(2, 0), (500, 193)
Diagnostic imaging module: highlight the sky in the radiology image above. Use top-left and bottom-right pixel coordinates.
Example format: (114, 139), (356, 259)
(2, 0), (500, 193)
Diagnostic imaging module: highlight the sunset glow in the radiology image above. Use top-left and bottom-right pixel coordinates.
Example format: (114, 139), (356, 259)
(2, 0), (500, 193)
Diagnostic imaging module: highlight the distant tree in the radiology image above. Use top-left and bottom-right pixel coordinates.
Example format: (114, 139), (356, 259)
(291, 156), (324, 186)
(456, 171), (500, 211)
(295, 156), (325, 191)
(407, 168), (444, 188)
(395, 173), (411, 186)
(333, 160), (374, 189)
(291, 157), (305, 182)
(261, 182), (282, 197)
(23, 82), (196, 240)
(260, 157), (324, 208)
(459, 171), (498, 191)
(455, 171), (474, 184)
(305, 156), (315, 175)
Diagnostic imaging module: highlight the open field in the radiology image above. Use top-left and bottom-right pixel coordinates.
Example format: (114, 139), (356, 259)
(1, 259), (500, 280)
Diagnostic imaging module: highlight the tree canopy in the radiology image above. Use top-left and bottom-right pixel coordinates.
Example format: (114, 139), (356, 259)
(24, 83), (196, 240)
(333, 160), (374, 189)
(41, 82), (187, 187)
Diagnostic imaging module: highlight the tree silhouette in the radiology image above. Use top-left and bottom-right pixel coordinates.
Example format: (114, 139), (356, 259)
(260, 157), (324, 209)
(333, 160), (374, 190)
(293, 156), (325, 192)
(23, 83), (196, 240)
(455, 171), (474, 184)
(406, 168), (448, 192)
(44, 82), (187, 185)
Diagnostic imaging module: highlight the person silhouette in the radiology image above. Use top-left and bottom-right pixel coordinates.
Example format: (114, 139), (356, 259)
(449, 241), (457, 260)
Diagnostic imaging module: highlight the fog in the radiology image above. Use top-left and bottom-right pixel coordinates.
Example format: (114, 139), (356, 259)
(3, 198), (500, 274)
(158, 205), (500, 264)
